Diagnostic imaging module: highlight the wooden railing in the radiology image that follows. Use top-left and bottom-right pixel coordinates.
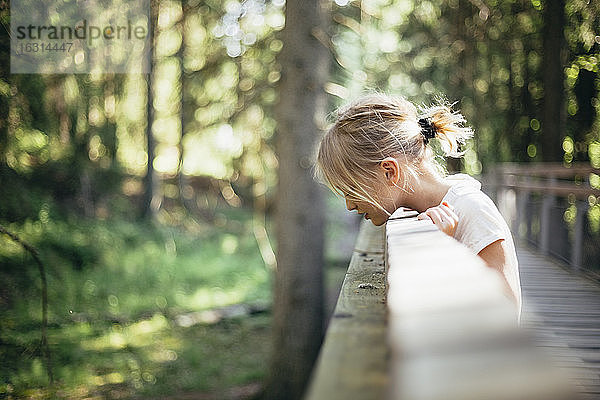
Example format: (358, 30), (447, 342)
(485, 162), (600, 272)
(304, 219), (388, 399)
(305, 209), (575, 400)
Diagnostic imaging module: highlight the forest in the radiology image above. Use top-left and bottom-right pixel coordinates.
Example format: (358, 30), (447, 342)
(1, 0), (599, 399)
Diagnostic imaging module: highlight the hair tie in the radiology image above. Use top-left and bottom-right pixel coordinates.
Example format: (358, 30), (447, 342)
(418, 118), (437, 144)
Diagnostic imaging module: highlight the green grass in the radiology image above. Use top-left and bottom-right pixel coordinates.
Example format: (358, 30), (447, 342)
(0, 193), (355, 399)
(0, 210), (273, 399)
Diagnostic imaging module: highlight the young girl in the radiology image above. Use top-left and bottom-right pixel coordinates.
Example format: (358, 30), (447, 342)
(314, 92), (522, 315)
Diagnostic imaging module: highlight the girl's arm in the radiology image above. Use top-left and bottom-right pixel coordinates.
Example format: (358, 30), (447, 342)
(478, 239), (518, 306)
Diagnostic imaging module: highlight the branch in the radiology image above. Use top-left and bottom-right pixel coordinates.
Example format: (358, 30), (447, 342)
(0, 224), (53, 383)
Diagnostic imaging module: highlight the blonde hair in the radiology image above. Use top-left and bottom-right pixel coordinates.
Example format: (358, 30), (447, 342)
(314, 92), (473, 216)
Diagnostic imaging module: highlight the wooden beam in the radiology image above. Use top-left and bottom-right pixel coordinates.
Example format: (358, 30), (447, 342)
(501, 181), (600, 199)
(496, 162), (600, 177)
(305, 220), (387, 400)
(385, 209), (576, 400)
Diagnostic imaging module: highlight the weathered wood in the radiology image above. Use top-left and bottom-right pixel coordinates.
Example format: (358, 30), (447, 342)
(515, 188), (529, 236)
(518, 243), (600, 397)
(572, 200), (586, 270)
(308, 198), (598, 400)
(496, 162), (600, 177)
(488, 163), (600, 200)
(489, 163), (599, 276)
(539, 178), (557, 255)
(385, 208), (575, 400)
(501, 181), (600, 199)
(304, 219), (387, 400)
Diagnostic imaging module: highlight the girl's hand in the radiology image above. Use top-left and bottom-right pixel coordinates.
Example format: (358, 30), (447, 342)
(417, 202), (458, 237)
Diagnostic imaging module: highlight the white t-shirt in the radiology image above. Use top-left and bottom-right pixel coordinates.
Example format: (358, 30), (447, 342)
(441, 174), (522, 318)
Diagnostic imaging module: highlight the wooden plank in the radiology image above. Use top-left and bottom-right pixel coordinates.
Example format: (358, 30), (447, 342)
(502, 181), (600, 199)
(496, 162), (600, 177)
(517, 243), (600, 398)
(307, 205), (600, 400)
(305, 219), (387, 400)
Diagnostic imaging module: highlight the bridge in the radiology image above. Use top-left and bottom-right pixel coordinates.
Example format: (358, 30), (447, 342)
(306, 163), (600, 400)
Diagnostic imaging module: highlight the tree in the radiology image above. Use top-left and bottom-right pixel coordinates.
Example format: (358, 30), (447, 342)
(541, 0), (566, 161)
(265, 0), (331, 398)
(143, 0), (160, 219)
(176, 0), (189, 211)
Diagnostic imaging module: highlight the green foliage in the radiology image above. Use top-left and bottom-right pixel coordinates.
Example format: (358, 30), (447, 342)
(2, 0), (600, 395)
(0, 164), (48, 222)
(1, 0), (287, 222)
(3, 0), (596, 223)
(0, 213), (272, 398)
(1, 314), (272, 399)
(328, 0), (600, 169)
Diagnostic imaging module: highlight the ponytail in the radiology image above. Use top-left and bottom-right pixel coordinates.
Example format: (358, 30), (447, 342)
(418, 101), (473, 157)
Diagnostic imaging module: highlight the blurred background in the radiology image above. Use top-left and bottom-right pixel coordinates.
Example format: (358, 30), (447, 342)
(0, 0), (599, 399)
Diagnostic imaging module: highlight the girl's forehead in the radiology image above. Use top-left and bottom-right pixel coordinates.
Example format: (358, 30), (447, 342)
(342, 186), (373, 201)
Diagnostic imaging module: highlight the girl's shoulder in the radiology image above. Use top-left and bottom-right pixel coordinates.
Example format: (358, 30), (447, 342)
(442, 173), (482, 202)
(442, 174), (501, 219)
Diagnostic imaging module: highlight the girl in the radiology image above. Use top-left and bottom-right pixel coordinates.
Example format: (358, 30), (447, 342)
(314, 92), (522, 315)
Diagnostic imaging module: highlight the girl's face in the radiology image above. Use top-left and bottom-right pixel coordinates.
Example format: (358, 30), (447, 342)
(345, 196), (388, 226)
(342, 157), (406, 226)
(344, 183), (402, 226)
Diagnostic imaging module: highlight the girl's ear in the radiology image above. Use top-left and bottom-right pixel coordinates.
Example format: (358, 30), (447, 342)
(379, 157), (400, 186)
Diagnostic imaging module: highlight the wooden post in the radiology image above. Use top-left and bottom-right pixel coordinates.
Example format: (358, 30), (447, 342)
(515, 189), (529, 239)
(486, 165), (499, 203)
(522, 176), (535, 245)
(571, 200), (587, 270)
(540, 177), (556, 254)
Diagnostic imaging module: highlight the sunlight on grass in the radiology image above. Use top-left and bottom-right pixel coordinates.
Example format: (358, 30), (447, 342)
(1, 213), (272, 398)
(187, 287), (244, 310)
(90, 372), (125, 386)
(82, 314), (170, 351)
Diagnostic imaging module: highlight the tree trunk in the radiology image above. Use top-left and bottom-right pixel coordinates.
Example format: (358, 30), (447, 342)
(265, 0), (330, 399)
(573, 68), (596, 161)
(143, 0), (160, 219)
(541, 0), (565, 162)
(0, 11), (9, 164)
(521, 30), (536, 162)
(176, 0), (188, 208)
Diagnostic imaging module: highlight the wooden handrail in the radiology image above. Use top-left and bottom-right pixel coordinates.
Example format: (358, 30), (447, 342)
(305, 209), (575, 400)
(493, 162), (600, 178)
(385, 208), (574, 400)
(499, 181), (600, 199)
(304, 220), (388, 400)
(486, 162), (598, 269)
(487, 162), (600, 200)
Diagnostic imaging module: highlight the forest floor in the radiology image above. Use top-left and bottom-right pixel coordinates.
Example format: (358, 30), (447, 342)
(0, 201), (354, 399)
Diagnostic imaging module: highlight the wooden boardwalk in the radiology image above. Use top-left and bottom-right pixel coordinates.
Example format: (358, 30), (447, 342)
(308, 218), (580, 400)
(307, 215), (600, 400)
(518, 242), (600, 400)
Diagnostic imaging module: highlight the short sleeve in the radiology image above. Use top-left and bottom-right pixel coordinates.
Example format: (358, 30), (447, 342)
(452, 192), (507, 255)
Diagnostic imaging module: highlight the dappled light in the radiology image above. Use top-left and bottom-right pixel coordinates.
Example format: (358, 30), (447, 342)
(1, 0), (599, 398)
